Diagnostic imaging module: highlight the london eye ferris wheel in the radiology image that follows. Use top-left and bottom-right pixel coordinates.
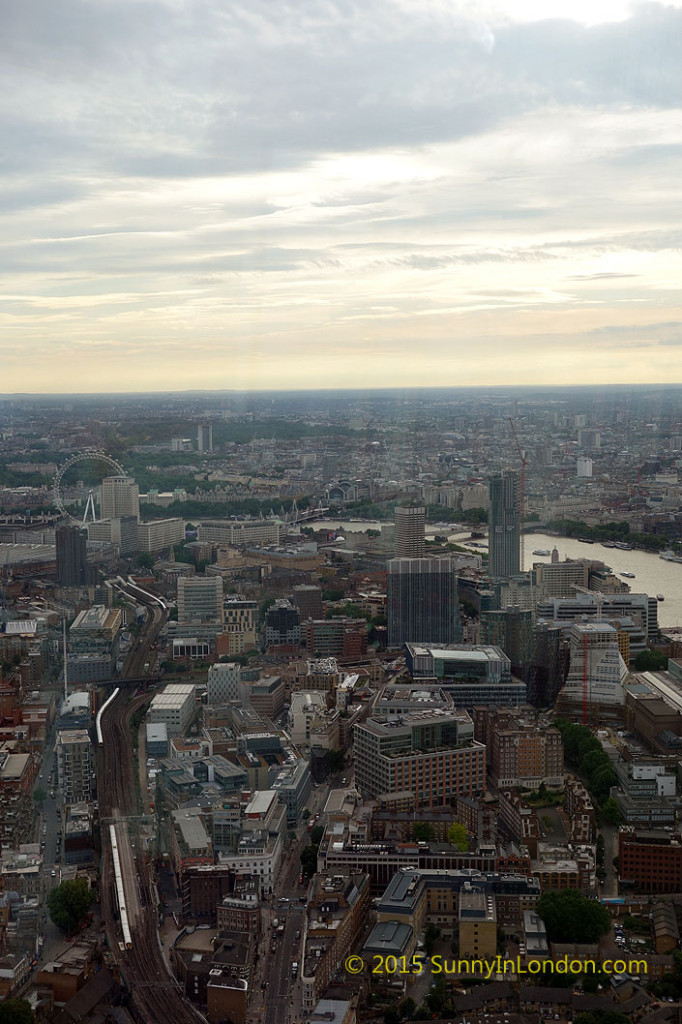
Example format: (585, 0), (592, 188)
(53, 449), (127, 527)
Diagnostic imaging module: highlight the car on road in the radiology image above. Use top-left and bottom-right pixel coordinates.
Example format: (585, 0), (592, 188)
(50, 869), (56, 877)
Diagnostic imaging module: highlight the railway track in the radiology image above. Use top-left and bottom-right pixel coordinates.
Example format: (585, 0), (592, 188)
(98, 589), (206, 1024)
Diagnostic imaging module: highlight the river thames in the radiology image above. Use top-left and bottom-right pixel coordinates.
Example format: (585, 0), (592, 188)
(314, 520), (682, 628)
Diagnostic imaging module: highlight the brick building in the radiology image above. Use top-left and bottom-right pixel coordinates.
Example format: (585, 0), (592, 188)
(618, 828), (682, 893)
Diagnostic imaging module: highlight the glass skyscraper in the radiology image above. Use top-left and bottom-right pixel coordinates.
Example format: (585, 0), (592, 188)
(488, 470), (520, 579)
(387, 557), (462, 648)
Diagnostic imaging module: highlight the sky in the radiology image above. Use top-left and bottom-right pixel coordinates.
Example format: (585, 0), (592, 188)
(3, 0), (682, 393)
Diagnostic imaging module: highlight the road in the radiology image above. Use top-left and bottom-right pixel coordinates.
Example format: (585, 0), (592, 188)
(249, 784), (330, 1024)
(600, 820), (619, 896)
(34, 724), (65, 961)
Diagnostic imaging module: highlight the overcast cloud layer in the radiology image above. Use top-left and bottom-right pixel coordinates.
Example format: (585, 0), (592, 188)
(3, 0), (682, 392)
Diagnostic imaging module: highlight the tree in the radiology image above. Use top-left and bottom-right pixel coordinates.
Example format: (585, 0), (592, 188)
(0, 999), (35, 1024)
(136, 552), (154, 570)
(634, 649), (668, 672)
(47, 878), (93, 934)
(574, 1013), (629, 1024)
(602, 797), (623, 826)
(310, 825), (324, 845)
(538, 889), (611, 944)
(447, 822), (468, 851)
(589, 764), (617, 802)
(412, 822), (434, 842)
(426, 978), (448, 1014)
(325, 749), (345, 774)
(33, 786), (47, 807)
(424, 923), (440, 955)
(582, 749), (609, 778)
(399, 997), (416, 1020)
(300, 844), (318, 878)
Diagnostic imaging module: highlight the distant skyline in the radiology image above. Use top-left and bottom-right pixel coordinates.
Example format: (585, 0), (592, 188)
(3, 0), (682, 393)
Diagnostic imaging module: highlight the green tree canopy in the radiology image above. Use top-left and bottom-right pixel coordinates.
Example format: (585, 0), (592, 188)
(574, 1012), (629, 1024)
(633, 649), (669, 672)
(47, 878), (93, 934)
(538, 889), (612, 944)
(324, 749), (345, 774)
(0, 999), (35, 1024)
(602, 797), (623, 826)
(447, 822), (468, 851)
(300, 844), (318, 878)
(136, 552), (155, 570)
(33, 786), (47, 806)
(398, 997), (416, 1020)
(412, 822), (435, 842)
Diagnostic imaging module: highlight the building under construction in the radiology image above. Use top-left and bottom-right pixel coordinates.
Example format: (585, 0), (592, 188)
(553, 621), (629, 727)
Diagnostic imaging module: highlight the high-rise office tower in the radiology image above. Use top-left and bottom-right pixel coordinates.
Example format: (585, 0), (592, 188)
(488, 470), (520, 579)
(56, 526), (89, 587)
(265, 600), (301, 648)
(100, 476), (140, 521)
(387, 558), (462, 648)
(197, 422), (213, 452)
(394, 506), (426, 558)
(292, 584), (323, 621)
(177, 576), (224, 626)
(57, 729), (94, 805)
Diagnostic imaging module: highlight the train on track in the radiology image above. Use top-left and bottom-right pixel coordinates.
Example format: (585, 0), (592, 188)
(109, 824), (133, 949)
(96, 687), (120, 746)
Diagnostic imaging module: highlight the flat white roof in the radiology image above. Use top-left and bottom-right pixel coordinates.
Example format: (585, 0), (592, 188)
(146, 723), (168, 741)
(150, 684), (195, 710)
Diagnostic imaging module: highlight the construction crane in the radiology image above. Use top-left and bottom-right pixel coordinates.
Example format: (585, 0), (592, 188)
(508, 417), (529, 570)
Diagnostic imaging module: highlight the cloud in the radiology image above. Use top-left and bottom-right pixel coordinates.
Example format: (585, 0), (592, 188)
(2, 0), (682, 390)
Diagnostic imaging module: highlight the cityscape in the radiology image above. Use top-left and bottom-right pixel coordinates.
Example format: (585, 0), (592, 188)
(0, 385), (682, 1024)
(4, 0), (682, 1021)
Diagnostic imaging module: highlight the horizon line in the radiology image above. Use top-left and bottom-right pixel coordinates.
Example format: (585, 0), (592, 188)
(3, 381), (682, 399)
